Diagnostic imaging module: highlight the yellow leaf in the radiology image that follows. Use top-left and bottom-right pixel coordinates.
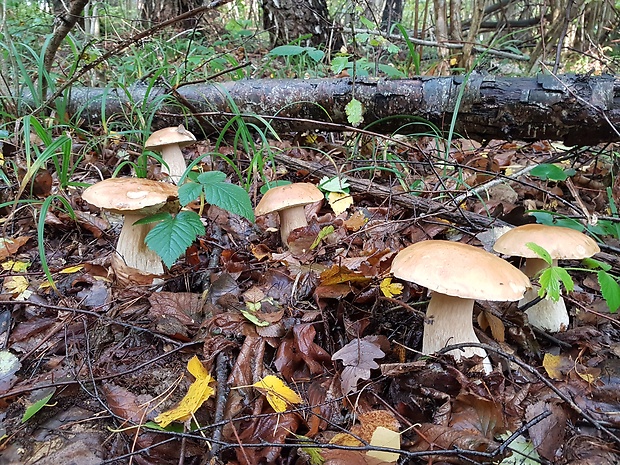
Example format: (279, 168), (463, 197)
(367, 426), (401, 462)
(155, 356), (215, 428)
(1, 260), (30, 272)
(4, 275), (29, 295)
(380, 278), (403, 298)
(327, 191), (353, 215)
(542, 353), (564, 380)
(252, 375), (302, 413)
(59, 264), (84, 274)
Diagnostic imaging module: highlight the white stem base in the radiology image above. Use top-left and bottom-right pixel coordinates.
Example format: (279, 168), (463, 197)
(423, 292), (491, 373)
(115, 213), (164, 276)
(520, 286), (569, 332)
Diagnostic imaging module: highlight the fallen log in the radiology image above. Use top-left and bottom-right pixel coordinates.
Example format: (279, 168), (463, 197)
(58, 74), (619, 145)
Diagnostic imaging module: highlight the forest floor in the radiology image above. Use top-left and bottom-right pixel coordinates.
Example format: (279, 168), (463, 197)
(1, 131), (620, 465)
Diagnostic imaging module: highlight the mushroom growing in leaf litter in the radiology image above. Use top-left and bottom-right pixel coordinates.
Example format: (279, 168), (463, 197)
(493, 224), (600, 332)
(144, 125), (196, 184)
(255, 182), (323, 246)
(82, 178), (178, 285)
(391, 240), (530, 372)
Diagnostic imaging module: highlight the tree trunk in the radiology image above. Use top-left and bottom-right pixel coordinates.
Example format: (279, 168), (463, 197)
(59, 74), (620, 145)
(141, 0), (202, 28)
(262, 0), (335, 48)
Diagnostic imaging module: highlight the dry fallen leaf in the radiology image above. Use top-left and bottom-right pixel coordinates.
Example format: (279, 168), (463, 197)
(328, 191), (353, 215)
(155, 356), (215, 427)
(367, 426), (400, 462)
(332, 338), (386, 394)
(1, 260), (30, 272)
(0, 237), (30, 260)
(252, 375), (303, 413)
(3, 275), (32, 300)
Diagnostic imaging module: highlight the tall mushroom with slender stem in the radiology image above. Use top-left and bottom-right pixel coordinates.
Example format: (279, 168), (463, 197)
(493, 224), (600, 332)
(82, 178), (178, 285)
(391, 240), (530, 372)
(144, 125), (196, 184)
(255, 183), (323, 246)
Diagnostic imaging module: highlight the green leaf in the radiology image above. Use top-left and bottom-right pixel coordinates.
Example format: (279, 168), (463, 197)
(538, 267), (574, 302)
(345, 98), (364, 127)
(529, 163), (574, 181)
(178, 181), (203, 206)
(22, 389), (55, 423)
(582, 257), (611, 271)
(525, 242), (553, 266)
(201, 180), (255, 222)
(145, 211), (205, 267)
(133, 211), (172, 225)
(310, 225), (334, 250)
(197, 171), (227, 184)
(598, 270), (620, 313)
(260, 180), (291, 195)
(306, 48), (325, 62)
(240, 308), (270, 327)
(318, 176), (349, 193)
(269, 45), (306, 57)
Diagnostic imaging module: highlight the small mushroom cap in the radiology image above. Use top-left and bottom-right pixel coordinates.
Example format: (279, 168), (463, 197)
(391, 240), (530, 301)
(82, 178), (178, 215)
(144, 125), (196, 149)
(255, 183), (323, 215)
(493, 224), (600, 259)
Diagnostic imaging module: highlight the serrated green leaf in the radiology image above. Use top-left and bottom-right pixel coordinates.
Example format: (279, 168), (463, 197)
(529, 163), (571, 181)
(145, 211), (205, 267)
(538, 267), (574, 301)
(598, 270), (620, 313)
(197, 171), (227, 184)
(582, 257), (611, 271)
(202, 182), (254, 222)
(22, 389), (55, 423)
(178, 181), (203, 206)
(133, 211), (172, 225)
(345, 98), (364, 127)
(525, 242), (553, 265)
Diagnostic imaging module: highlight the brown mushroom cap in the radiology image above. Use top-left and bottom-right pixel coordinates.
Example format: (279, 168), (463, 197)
(493, 224), (600, 259)
(82, 178), (178, 215)
(391, 240), (530, 301)
(255, 183), (323, 216)
(144, 125), (196, 149)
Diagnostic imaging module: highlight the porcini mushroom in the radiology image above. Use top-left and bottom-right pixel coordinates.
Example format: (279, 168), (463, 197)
(493, 224), (600, 332)
(255, 183), (323, 245)
(82, 178), (178, 285)
(144, 125), (196, 184)
(391, 240), (530, 371)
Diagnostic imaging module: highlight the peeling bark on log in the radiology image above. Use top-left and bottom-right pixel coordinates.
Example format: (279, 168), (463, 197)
(273, 152), (509, 231)
(59, 74), (620, 145)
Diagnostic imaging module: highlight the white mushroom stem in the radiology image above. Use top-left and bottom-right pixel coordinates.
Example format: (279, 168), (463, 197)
(157, 144), (186, 184)
(522, 257), (568, 332)
(116, 212), (165, 275)
(278, 206), (309, 244)
(423, 292), (491, 372)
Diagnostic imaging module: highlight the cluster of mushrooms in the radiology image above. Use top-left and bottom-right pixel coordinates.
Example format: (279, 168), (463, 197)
(81, 135), (600, 372)
(81, 125), (196, 285)
(253, 183), (600, 373)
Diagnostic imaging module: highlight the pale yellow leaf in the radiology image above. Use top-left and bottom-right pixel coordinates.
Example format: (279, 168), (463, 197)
(542, 353), (563, 380)
(252, 375), (302, 413)
(4, 276), (29, 295)
(380, 278), (403, 298)
(59, 264), (84, 274)
(154, 356), (215, 428)
(327, 191), (353, 215)
(367, 426), (401, 462)
(1, 260), (30, 272)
